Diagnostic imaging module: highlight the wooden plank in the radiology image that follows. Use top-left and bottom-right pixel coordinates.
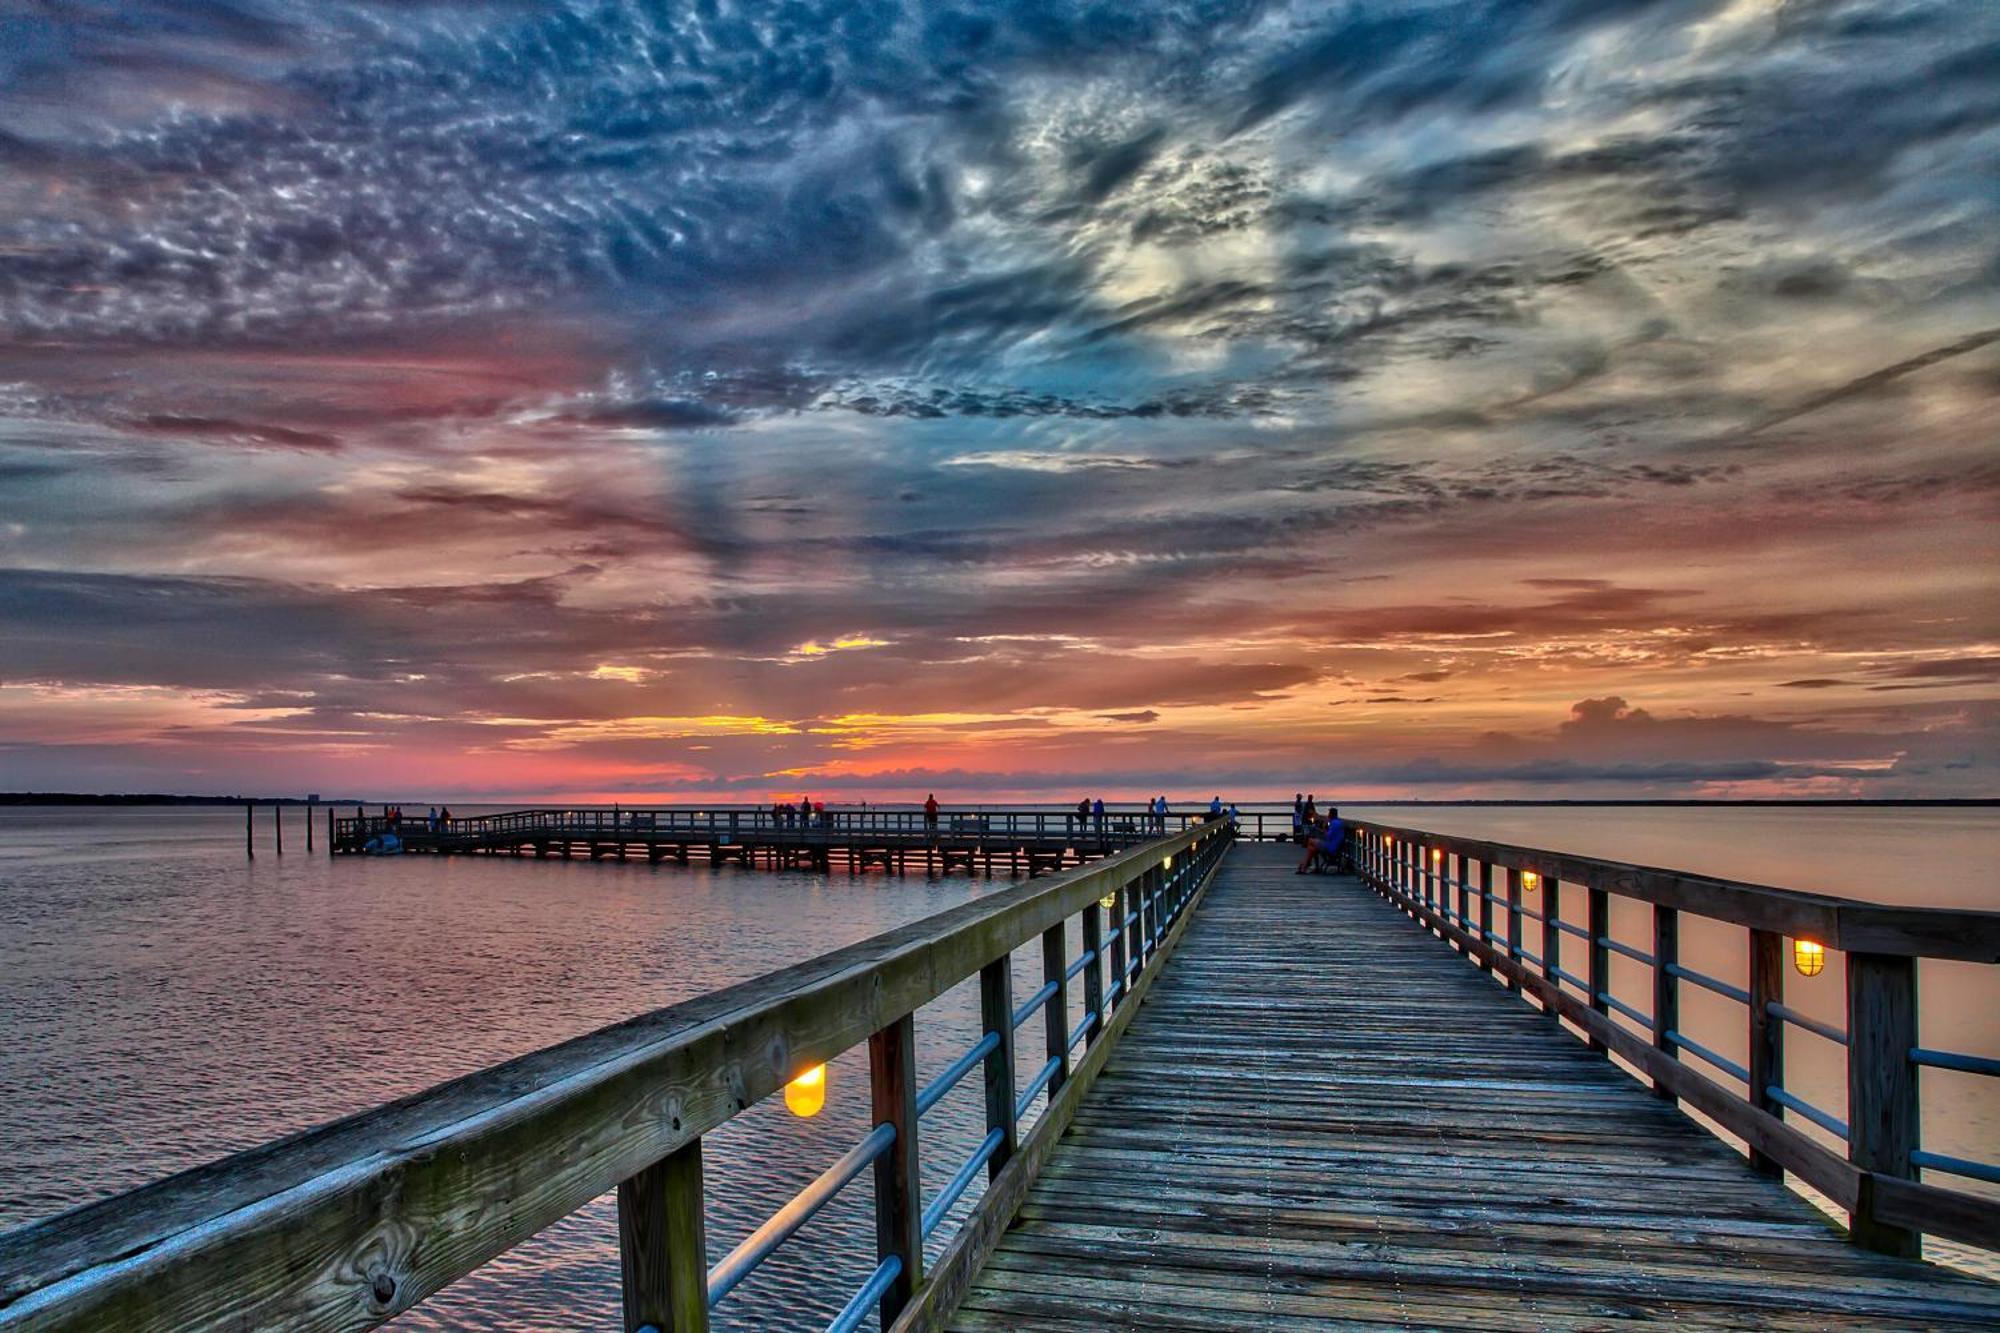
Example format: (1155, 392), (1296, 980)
(1846, 951), (1919, 1257)
(616, 1139), (706, 1333)
(870, 1015), (922, 1323)
(1748, 928), (1785, 1178)
(1653, 903), (1679, 1102)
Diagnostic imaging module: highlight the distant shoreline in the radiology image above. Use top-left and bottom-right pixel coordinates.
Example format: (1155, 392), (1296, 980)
(1, 793), (1991, 808)
(0, 793), (362, 807)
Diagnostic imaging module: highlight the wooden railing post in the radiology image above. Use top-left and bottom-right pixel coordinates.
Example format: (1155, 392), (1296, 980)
(979, 955), (1018, 1181)
(1505, 867), (1524, 994)
(1847, 951), (1920, 1257)
(1455, 853), (1470, 955)
(617, 1138), (708, 1333)
(1128, 868), (1147, 974)
(870, 1014), (922, 1322)
(1107, 882), (1128, 1008)
(1478, 861), (1495, 975)
(1587, 885), (1610, 1052)
(1748, 928), (1785, 1178)
(1652, 905), (1679, 1102)
(1081, 900), (1105, 1044)
(1542, 875), (1562, 1019)
(1043, 922), (1071, 1096)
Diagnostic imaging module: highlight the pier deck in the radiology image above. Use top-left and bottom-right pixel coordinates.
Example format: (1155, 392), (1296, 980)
(952, 842), (2000, 1330)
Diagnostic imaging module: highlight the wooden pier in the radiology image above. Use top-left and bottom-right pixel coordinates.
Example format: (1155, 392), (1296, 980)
(3, 820), (1997, 1331)
(328, 806), (1175, 876)
(953, 843), (2000, 1329)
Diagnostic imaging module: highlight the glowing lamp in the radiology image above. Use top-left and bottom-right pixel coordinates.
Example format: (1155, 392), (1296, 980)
(1099, 891), (1117, 910)
(1431, 849), (1442, 863)
(1161, 857), (1173, 870)
(1522, 871), (1539, 892)
(1793, 939), (1826, 978)
(785, 1063), (826, 1118)
(1385, 834), (1394, 846)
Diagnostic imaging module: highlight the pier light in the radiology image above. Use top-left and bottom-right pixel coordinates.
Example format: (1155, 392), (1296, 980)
(1431, 849), (1442, 864)
(784, 1063), (827, 1118)
(1521, 871), (1539, 892)
(1162, 856), (1173, 870)
(1099, 891), (1117, 910)
(1385, 834), (1394, 846)
(1793, 939), (1826, 978)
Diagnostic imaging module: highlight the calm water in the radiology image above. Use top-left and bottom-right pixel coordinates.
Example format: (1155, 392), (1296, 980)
(1, 803), (1996, 1324)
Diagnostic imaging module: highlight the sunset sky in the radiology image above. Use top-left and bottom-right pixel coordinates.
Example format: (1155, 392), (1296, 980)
(1, 1), (1996, 801)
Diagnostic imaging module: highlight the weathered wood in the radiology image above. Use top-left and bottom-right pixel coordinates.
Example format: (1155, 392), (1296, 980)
(978, 956), (1018, 1182)
(1041, 924), (1070, 1097)
(1505, 866), (1524, 994)
(1542, 875), (1562, 1019)
(617, 1139), (707, 1333)
(0, 824), (1226, 1332)
(870, 1015), (922, 1323)
(1348, 819), (2000, 963)
(1478, 859), (1494, 975)
(1106, 883), (1128, 1013)
(245, 802), (253, 859)
(1079, 902), (1104, 1046)
(1586, 885), (1610, 1052)
(1652, 904), (1679, 1102)
(1748, 928), (1786, 1178)
(1847, 952), (1919, 1257)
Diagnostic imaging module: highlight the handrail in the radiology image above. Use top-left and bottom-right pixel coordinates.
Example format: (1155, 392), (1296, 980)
(706, 1123), (896, 1306)
(1347, 817), (2000, 1261)
(0, 818), (1234, 1331)
(1353, 817), (2000, 962)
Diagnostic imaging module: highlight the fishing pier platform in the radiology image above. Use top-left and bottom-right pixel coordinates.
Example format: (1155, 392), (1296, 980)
(328, 807), (1178, 876)
(5, 819), (1999, 1330)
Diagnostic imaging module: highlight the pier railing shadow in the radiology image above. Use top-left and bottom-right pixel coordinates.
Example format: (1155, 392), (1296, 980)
(1346, 818), (2000, 1262)
(0, 818), (1235, 1333)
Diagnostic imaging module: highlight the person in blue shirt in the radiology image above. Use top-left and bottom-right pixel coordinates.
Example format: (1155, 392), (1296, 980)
(1295, 807), (1346, 874)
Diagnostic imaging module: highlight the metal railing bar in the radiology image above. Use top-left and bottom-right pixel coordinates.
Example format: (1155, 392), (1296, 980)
(916, 1031), (1001, 1116)
(1011, 980), (1059, 1030)
(1598, 991), (1652, 1028)
(1516, 946), (1544, 968)
(707, 1122), (897, 1306)
(1064, 949), (1096, 981)
(1666, 1030), (1750, 1085)
(1767, 1001), (1848, 1048)
(1014, 1057), (1062, 1121)
(1553, 919), (1591, 942)
(1912, 1150), (2000, 1188)
(826, 1255), (903, 1333)
(1767, 1086), (1848, 1139)
(921, 1128), (1005, 1238)
(1911, 1047), (2000, 1078)
(1552, 965), (1590, 991)
(1599, 935), (1654, 965)
(1513, 904), (1546, 924)
(1067, 1012), (1096, 1052)
(1105, 978), (1124, 1005)
(1666, 962), (1751, 1006)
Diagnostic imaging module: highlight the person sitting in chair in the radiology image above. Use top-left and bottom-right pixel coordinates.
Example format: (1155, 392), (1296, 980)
(1295, 807), (1346, 874)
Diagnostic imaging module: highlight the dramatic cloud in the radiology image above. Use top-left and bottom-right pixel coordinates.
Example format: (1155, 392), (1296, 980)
(0, 0), (1995, 798)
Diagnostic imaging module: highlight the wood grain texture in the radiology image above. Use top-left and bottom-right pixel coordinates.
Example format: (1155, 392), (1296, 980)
(946, 843), (2000, 1331)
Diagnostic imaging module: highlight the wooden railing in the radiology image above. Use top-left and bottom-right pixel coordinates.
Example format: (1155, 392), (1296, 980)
(1346, 818), (2000, 1259)
(0, 819), (1234, 1332)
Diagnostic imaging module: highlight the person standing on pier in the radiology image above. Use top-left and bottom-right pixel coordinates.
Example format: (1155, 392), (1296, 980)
(924, 793), (939, 839)
(1074, 797), (1090, 836)
(1208, 795), (1223, 819)
(1292, 793), (1304, 842)
(1092, 796), (1105, 837)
